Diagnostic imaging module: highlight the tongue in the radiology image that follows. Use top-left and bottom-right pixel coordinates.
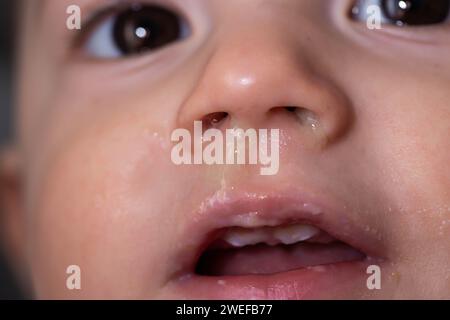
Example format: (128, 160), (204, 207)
(196, 242), (365, 276)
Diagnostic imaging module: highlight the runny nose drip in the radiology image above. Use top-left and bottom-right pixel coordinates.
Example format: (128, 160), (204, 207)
(195, 223), (366, 276)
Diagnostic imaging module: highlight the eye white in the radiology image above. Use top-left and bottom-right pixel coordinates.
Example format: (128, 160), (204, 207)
(84, 16), (122, 59)
(352, 0), (391, 24)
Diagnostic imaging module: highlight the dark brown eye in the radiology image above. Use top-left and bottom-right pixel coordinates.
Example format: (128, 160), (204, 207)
(382, 0), (450, 25)
(351, 0), (450, 26)
(84, 5), (189, 58)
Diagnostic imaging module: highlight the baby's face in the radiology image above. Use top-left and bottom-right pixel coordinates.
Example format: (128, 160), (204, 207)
(7, 0), (450, 298)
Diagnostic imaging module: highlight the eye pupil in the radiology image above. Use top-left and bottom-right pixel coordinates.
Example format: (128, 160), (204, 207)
(113, 6), (182, 55)
(381, 0), (450, 25)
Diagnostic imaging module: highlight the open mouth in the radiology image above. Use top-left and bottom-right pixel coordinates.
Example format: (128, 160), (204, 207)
(196, 223), (366, 276)
(168, 190), (386, 299)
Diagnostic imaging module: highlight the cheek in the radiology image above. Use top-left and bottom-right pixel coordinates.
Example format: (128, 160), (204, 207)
(328, 60), (450, 259)
(342, 57), (450, 199)
(27, 121), (179, 298)
(371, 82), (450, 206)
(363, 75), (450, 259)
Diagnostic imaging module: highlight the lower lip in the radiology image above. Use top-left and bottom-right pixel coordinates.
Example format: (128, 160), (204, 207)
(168, 260), (377, 299)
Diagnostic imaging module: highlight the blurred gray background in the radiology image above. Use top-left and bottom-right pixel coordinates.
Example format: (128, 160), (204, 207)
(1, 1), (24, 299)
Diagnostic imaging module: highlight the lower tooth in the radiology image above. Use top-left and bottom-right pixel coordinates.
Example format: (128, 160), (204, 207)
(273, 224), (320, 245)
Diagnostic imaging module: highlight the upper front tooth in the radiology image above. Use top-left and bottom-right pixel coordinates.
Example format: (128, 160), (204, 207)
(222, 224), (321, 247)
(273, 224), (320, 245)
(223, 228), (267, 247)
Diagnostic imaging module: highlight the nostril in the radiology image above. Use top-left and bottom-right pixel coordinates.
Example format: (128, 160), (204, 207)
(281, 106), (320, 130)
(295, 108), (320, 129)
(285, 106), (297, 113)
(201, 112), (229, 129)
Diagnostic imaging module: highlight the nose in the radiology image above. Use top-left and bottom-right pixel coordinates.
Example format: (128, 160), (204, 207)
(176, 22), (353, 146)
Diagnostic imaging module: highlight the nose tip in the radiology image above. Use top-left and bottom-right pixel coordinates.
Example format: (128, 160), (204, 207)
(176, 27), (353, 146)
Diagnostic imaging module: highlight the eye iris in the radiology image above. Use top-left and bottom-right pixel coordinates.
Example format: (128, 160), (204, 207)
(113, 5), (182, 54)
(382, 0), (450, 25)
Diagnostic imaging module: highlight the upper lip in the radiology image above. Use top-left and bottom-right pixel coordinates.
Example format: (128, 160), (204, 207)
(170, 187), (386, 279)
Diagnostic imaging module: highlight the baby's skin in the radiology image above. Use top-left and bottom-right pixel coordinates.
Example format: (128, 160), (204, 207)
(0, 0), (449, 299)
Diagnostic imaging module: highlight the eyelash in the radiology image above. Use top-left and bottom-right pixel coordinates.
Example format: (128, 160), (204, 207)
(76, 0), (450, 59)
